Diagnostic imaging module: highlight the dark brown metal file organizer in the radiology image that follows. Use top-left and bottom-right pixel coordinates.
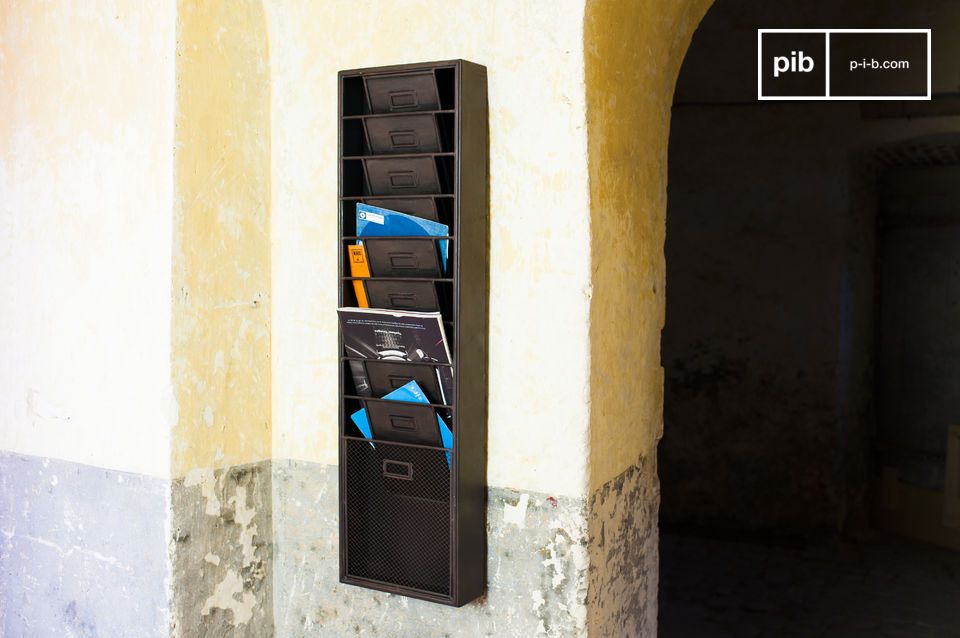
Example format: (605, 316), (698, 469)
(338, 60), (488, 606)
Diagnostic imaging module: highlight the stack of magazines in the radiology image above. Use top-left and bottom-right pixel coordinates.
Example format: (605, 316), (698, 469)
(338, 203), (454, 453)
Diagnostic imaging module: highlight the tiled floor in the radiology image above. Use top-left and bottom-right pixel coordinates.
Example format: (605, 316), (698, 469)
(659, 533), (960, 637)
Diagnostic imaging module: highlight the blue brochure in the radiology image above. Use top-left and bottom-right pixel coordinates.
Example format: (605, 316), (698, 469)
(350, 380), (453, 467)
(356, 203), (449, 273)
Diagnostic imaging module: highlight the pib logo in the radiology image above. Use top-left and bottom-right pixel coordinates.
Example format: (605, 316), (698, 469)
(773, 50), (815, 77)
(759, 30), (930, 100)
(760, 32), (826, 98)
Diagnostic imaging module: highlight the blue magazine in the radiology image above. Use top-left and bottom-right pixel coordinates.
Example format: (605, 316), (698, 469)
(350, 380), (453, 467)
(356, 203), (449, 273)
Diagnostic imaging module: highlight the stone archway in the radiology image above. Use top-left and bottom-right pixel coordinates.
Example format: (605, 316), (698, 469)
(582, 1), (713, 635)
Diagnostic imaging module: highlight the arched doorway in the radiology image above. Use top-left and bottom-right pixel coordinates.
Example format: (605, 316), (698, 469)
(658, 1), (960, 635)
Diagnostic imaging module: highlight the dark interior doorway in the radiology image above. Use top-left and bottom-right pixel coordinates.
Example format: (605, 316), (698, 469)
(658, 1), (960, 635)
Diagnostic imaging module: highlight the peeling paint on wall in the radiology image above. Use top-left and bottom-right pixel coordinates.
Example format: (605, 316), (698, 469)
(171, 461), (272, 637)
(582, 3), (712, 633)
(202, 569), (257, 625)
(170, 2), (273, 630)
(271, 460), (589, 637)
(587, 455), (660, 638)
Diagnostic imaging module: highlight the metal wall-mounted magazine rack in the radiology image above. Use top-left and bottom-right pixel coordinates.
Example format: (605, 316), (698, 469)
(338, 60), (488, 606)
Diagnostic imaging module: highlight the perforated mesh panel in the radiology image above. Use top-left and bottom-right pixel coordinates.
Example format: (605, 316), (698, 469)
(344, 438), (452, 596)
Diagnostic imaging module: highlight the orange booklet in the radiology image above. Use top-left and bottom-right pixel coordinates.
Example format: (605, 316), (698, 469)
(347, 244), (371, 307)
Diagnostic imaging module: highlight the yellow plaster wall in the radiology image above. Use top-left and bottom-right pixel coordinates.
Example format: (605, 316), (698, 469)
(0, 0), (714, 497)
(584, 0), (713, 492)
(172, 0), (272, 477)
(0, 1), (175, 478)
(265, 0), (594, 497)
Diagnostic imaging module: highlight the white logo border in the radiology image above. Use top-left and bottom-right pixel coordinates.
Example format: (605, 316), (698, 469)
(757, 28), (932, 101)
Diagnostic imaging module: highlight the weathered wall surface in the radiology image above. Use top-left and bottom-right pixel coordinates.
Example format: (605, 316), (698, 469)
(272, 460), (589, 637)
(170, 1), (273, 635)
(172, 0), (272, 477)
(0, 453), (169, 637)
(583, 0), (711, 636)
(0, 2), (175, 635)
(583, 0), (712, 496)
(587, 455), (661, 638)
(171, 461), (273, 636)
